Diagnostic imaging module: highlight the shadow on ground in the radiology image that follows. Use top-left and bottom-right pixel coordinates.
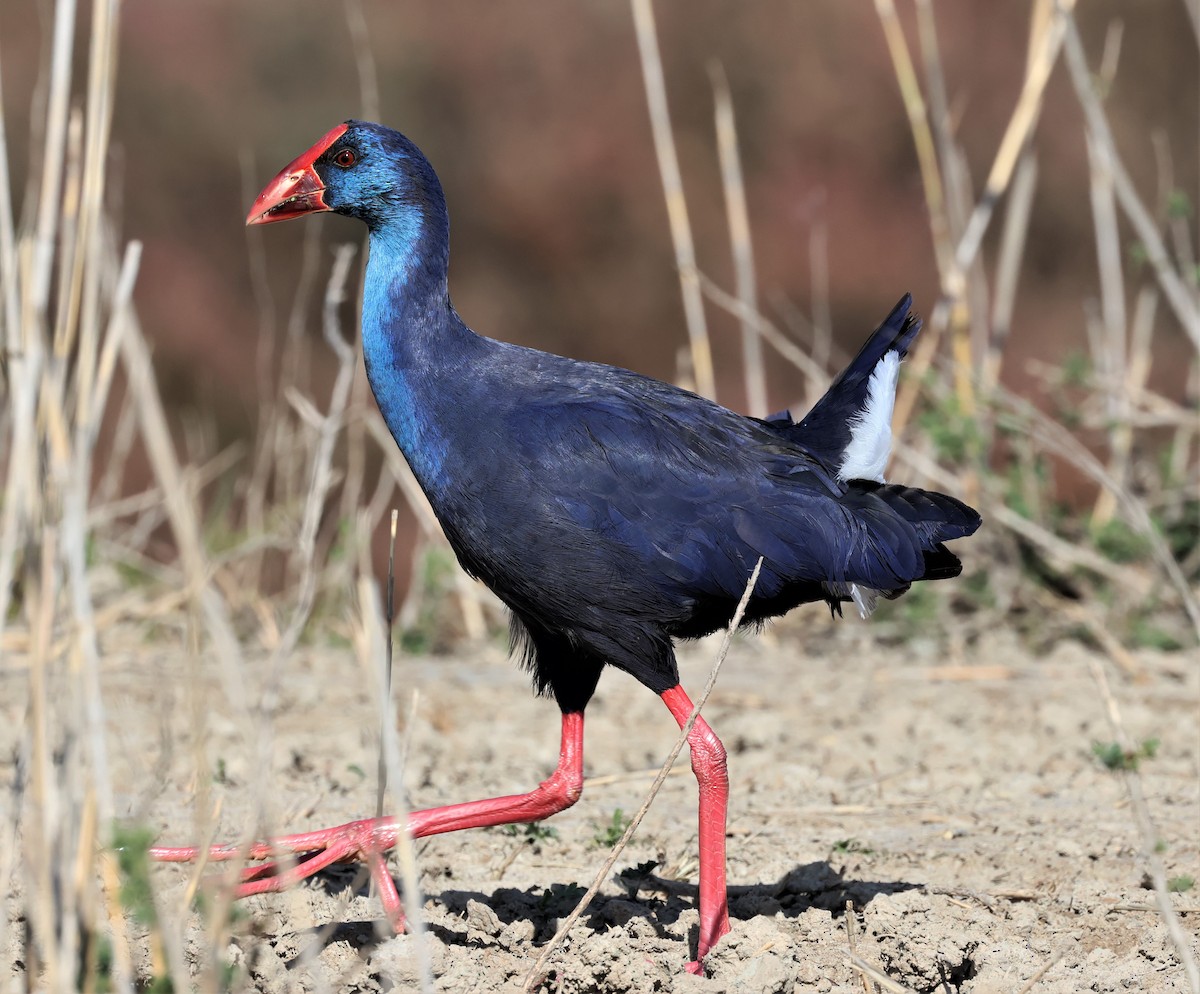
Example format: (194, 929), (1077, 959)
(284, 859), (920, 963)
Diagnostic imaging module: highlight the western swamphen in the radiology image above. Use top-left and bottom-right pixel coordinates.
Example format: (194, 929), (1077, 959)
(152, 121), (981, 974)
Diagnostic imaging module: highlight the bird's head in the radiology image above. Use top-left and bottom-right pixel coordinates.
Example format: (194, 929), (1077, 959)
(246, 120), (444, 233)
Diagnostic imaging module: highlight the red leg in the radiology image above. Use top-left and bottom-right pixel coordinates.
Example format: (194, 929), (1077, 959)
(661, 684), (730, 975)
(149, 711), (585, 930)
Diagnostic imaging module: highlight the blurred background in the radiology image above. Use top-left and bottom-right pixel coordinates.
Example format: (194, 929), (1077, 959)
(2, 1), (1193, 424)
(0, 0), (1197, 630)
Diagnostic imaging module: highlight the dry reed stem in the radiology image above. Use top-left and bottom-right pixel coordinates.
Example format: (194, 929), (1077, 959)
(345, 0), (381, 123)
(1015, 948), (1068, 994)
(377, 509), (399, 821)
(1083, 654), (1200, 994)
(984, 151), (1038, 397)
(946, 0), (1073, 299)
(891, 438), (1152, 594)
(710, 62), (766, 418)
(631, 0), (716, 401)
(842, 900), (875, 994)
(874, 0), (952, 280)
(262, 243), (358, 685)
(523, 558), (763, 991)
(118, 306), (245, 688)
(30, 0), (77, 313)
(806, 210), (834, 408)
(354, 571), (433, 994)
(1062, 13), (1200, 348)
(992, 381), (1200, 635)
(1094, 287), (1158, 526)
(228, 246), (361, 884)
(845, 952), (916, 994)
(24, 527), (61, 992)
(900, 0), (1072, 439)
(875, 0), (972, 435)
(695, 268), (829, 388)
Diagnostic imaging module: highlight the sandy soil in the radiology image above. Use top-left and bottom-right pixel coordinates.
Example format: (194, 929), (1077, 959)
(7, 619), (1199, 993)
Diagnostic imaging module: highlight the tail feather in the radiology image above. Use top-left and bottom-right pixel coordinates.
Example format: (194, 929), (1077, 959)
(767, 294), (920, 480)
(852, 481), (982, 547)
(825, 480), (981, 617)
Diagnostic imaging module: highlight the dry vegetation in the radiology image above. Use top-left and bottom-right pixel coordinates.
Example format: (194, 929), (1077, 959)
(1, 1), (1197, 992)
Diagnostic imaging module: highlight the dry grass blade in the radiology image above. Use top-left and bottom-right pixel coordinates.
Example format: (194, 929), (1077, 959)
(261, 243), (358, 695)
(1015, 948), (1068, 993)
(630, 0), (715, 401)
(522, 558), (763, 991)
(710, 62), (766, 418)
(984, 150), (1038, 396)
(354, 570), (433, 994)
(377, 509), (400, 820)
(345, 0), (380, 123)
(695, 267), (828, 388)
(874, 0), (951, 280)
(946, 0), (1074, 296)
(1061, 14), (1200, 346)
(845, 952), (917, 994)
(1084, 655), (1200, 994)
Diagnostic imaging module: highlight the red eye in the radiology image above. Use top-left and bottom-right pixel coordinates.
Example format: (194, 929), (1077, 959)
(333, 148), (356, 168)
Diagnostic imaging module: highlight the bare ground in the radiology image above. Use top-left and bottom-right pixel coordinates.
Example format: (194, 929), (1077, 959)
(5, 619), (1199, 993)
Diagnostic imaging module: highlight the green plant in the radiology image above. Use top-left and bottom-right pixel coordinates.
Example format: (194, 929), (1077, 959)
(500, 822), (559, 842)
(1092, 738), (1160, 772)
(1167, 189), (1192, 219)
(1091, 519), (1150, 564)
(1128, 616), (1183, 652)
(592, 808), (631, 848)
(400, 545), (460, 653)
(831, 837), (874, 856)
(1167, 874), (1195, 893)
(112, 824), (158, 927)
(917, 391), (982, 467)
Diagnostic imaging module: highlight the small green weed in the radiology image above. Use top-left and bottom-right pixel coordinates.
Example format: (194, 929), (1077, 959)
(917, 392), (982, 467)
(500, 822), (559, 843)
(1167, 875), (1195, 893)
(112, 823), (157, 926)
(1092, 738), (1160, 772)
(1128, 616), (1183, 652)
(592, 808), (631, 848)
(401, 546), (459, 653)
(1091, 519), (1149, 564)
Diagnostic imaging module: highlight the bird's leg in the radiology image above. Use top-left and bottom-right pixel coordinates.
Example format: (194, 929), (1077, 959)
(661, 684), (730, 975)
(405, 709), (585, 836)
(149, 712), (585, 930)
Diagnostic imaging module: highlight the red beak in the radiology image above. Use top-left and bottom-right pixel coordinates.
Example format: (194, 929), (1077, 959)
(246, 123), (349, 226)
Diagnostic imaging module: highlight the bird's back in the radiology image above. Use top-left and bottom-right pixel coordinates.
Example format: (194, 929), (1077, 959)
(423, 312), (978, 668)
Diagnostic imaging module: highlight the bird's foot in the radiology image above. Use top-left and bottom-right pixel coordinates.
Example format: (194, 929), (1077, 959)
(686, 909), (731, 976)
(150, 816), (407, 932)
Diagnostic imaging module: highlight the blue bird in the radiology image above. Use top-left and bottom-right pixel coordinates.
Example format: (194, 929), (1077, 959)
(153, 121), (980, 974)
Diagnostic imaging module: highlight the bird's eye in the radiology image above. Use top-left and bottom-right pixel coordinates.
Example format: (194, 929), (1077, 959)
(333, 148), (357, 168)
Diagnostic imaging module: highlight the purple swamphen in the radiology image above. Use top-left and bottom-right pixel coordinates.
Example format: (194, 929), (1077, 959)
(152, 121), (981, 974)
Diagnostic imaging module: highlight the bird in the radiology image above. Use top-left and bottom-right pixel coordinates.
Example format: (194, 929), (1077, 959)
(151, 120), (981, 975)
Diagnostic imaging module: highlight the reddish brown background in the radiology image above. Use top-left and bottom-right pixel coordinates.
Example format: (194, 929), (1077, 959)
(2, 1), (1195, 455)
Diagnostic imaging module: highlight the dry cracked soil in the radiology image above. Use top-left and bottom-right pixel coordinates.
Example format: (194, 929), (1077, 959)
(5, 618), (1198, 993)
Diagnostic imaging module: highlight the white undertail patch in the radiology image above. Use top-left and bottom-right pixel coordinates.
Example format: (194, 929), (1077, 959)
(837, 351), (900, 483)
(850, 583), (880, 620)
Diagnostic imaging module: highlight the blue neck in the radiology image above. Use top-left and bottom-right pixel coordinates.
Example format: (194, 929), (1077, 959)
(361, 206), (478, 489)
